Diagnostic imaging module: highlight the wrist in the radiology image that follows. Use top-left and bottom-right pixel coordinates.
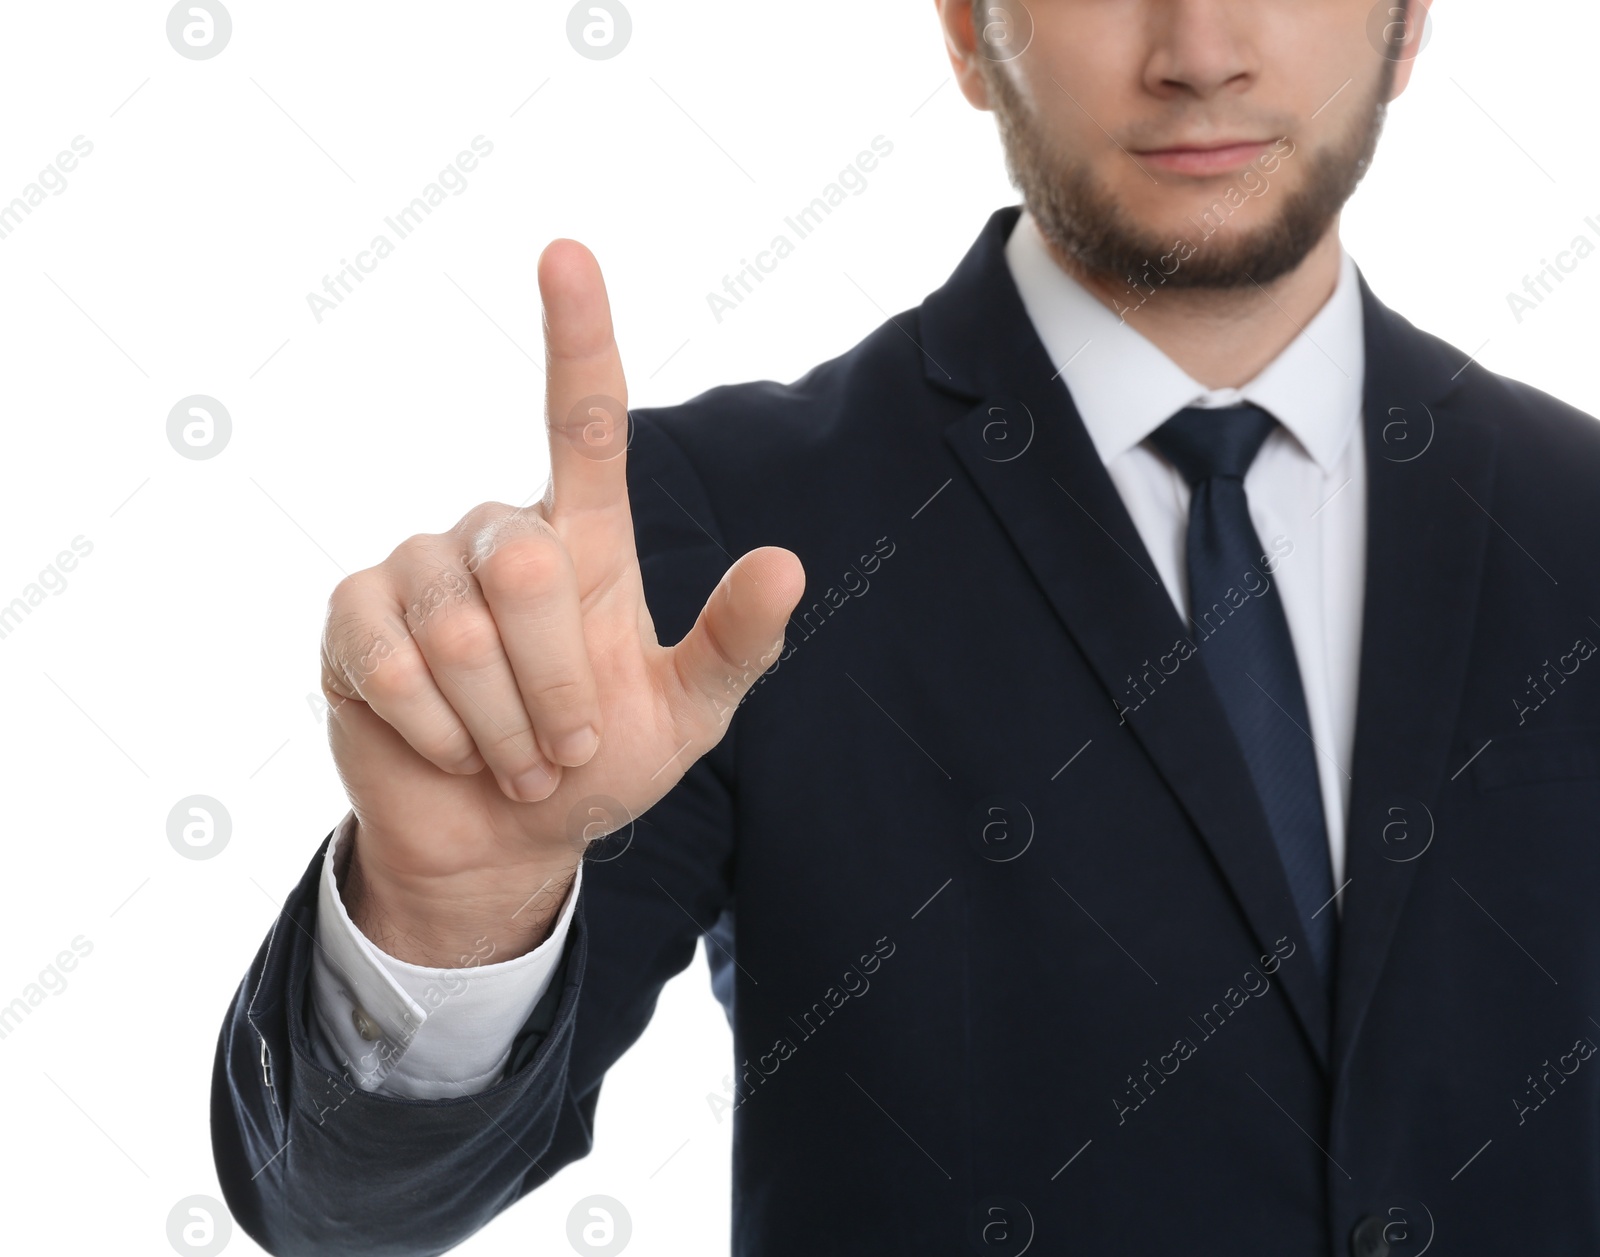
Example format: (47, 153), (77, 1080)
(341, 822), (580, 967)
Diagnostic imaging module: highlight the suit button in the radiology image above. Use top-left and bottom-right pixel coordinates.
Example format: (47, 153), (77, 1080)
(1350, 1214), (1390, 1257)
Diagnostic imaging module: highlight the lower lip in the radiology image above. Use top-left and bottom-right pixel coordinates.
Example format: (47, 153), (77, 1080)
(1135, 142), (1272, 177)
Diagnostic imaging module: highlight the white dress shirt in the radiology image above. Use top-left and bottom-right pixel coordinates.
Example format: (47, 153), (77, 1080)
(308, 207), (1368, 1098)
(1005, 209), (1367, 891)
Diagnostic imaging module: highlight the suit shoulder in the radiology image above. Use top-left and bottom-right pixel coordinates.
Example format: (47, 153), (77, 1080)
(1456, 356), (1600, 465)
(1367, 292), (1600, 468)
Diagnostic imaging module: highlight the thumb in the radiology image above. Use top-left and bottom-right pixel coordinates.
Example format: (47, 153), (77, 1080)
(668, 546), (806, 736)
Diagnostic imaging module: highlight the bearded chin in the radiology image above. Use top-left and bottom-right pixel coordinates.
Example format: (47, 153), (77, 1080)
(985, 65), (1391, 291)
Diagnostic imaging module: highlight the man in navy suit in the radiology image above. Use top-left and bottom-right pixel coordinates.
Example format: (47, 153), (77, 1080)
(213, 1), (1600, 1252)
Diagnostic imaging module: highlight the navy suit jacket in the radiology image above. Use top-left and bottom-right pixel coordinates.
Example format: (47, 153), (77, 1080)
(213, 206), (1600, 1255)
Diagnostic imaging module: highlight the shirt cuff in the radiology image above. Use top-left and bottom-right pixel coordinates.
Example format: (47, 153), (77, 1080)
(308, 810), (582, 1099)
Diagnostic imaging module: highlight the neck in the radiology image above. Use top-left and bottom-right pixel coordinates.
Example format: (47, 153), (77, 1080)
(1050, 223), (1345, 391)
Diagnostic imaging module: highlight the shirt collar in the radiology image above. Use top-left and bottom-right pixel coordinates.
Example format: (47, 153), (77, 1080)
(1003, 208), (1365, 474)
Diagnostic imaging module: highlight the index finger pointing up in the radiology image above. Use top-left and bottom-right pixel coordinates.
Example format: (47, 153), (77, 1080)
(539, 239), (631, 518)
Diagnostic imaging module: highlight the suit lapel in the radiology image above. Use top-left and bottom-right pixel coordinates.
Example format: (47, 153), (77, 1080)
(926, 208), (1334, 1071)
(1331, 279), (1499, 1070)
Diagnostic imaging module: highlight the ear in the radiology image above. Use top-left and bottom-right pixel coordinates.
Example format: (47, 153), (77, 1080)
(1386, 0), (1434, 100)
(934, 0), (992, 110)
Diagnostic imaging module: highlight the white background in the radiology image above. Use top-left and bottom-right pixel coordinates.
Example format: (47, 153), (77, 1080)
(1, 2), (1596, 1254)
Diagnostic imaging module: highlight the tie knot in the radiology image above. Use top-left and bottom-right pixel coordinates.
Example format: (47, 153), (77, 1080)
(1148, 403), (1278, 487)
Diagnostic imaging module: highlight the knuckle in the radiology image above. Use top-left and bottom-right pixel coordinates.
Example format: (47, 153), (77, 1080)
(402, 563), (475, 631)
(388, 532), (440, 565)
(700, 623), (753, 689)
(413, 722), (480, 772)
(359, 648), (428, 705)
(530, 674), (588, 715)
(479, 722), (541, 768)
(327, 571), (366, 611)
(420, 609), (501, 664)
(477, 532), (568, 594)
(327, 615), (398, 686)
(451, 500), (514, 538)
(327, 569), (385, 624)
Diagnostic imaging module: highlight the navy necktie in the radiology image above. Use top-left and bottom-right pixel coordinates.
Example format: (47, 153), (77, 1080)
(1147, 404), (1337, 991)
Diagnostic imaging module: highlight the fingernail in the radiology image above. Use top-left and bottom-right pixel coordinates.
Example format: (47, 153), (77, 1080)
(552, 725), (600, 767)
(512, 762), (557, 801)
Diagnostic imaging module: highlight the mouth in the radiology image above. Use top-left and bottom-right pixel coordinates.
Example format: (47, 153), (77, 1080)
(1130, 139), (1279, 178)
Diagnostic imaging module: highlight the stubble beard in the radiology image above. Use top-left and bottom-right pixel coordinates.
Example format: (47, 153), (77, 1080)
(979, 57), (1394, 290)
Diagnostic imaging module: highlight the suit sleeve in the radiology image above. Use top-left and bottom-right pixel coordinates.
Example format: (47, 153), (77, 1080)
(209, 412), (742, 1256)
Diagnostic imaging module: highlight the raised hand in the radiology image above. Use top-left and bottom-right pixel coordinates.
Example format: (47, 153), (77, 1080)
(319, 241), (805, 964)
